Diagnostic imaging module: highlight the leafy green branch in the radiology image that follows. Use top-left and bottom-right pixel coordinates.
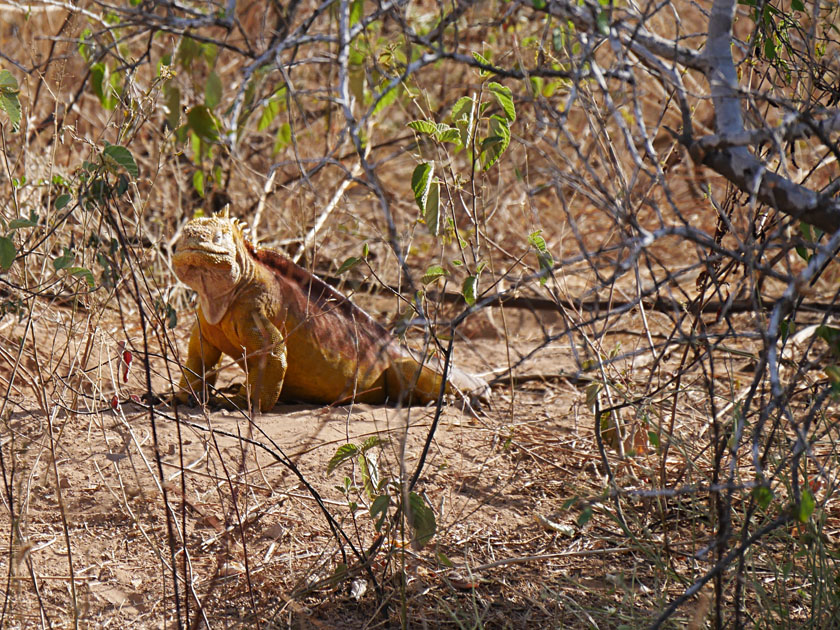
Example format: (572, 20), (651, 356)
(406, 73), (527, 307)
(328, 437), (437, 549)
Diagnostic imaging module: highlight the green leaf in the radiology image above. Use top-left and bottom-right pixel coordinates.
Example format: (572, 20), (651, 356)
(186, 105), (220, 142)
(53, 247), (74, 271)
(204, 70), (222, 109)
(780, 319), (794, 341)
(408, 492), (436, 548)
(358, 452), (379, 499)
(67, 266), (95, 288)
(164, 85), (181, 130)
(472, 51), (493, 77)
(577, 506), (593, 527)
(55, 194), (72, 210)
(8, 216), (37, 230)
(797, 488), (815, 523)
(360, 435), (386, 452)
(87, 177), (110, 202)
(112, 71), (127, 105)
(372, 82), (400, 116)
(0, 70), (21, 130)
(422, 264), (448, 284)
(437, 128), (462, 145)
(90, 62), (105, 101)
(488, 82), (516, 122)
(370, 495), (390, 531)
(258, 98), (281, 132)
(103, 144), (139, 178)
(78, 29), (93, 62)
(552, 26), (566, 52)
(327, 443), (359, 475)
(481, 115), (510, 171)
(596, 11), (610, 35)
(411, 162), (434, 213)
(201, 42), (218, 66)
(753, 485), (773, 510)
(0, 70), (19, 92)
(273, 122), (292, 154)
(116, 173), (129, 197)
(529, 230), (554, 285)
(407, 120), (438, 136)
(794, 244), (811, 262)
(350, 0), (364, 25)
(425, 181), (440, 237)
(647, 431), (660, 448)
(0, 93), (21, 130)
(764, 37), (776, 61)
(528, 230), (548, 253)
(452, 96), (475, 148)
(791, 0), (804, 9)
(90, 62), (117, 110)
(337, 256), (361, 274)
(452, 96), (474, 121)
(193, 170), (205, 197)
(166, 303), (178, 329)
(463, 275), (478, 306)
(177, 36), (201, 69)
(532, 0), (547, 8)
(0, 236), (16, 271)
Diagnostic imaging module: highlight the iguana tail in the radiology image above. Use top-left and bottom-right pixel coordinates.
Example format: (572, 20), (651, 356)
(385, 349), (489, 405)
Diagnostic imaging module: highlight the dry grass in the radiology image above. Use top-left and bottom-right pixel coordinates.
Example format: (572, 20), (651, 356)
(1, 1), (840, 628)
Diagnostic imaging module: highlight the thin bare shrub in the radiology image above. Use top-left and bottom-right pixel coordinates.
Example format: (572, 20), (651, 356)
(1, 0), (839, 628)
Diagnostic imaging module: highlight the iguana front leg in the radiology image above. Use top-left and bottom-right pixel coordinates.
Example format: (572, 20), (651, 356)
(176, 322), (223, 406)
(221, 310), (288, 413)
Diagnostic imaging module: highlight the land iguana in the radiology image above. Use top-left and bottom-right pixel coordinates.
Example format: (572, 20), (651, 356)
(171, 206), (488, 412)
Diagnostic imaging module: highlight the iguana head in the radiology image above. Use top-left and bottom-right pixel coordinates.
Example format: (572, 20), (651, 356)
(173, 206), (253, 324)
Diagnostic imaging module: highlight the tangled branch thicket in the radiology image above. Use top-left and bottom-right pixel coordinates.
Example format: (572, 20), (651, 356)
(1, 0), (840, 627)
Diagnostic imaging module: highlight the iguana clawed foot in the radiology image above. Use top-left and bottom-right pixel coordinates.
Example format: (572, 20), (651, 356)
(172, 384), (254, 411)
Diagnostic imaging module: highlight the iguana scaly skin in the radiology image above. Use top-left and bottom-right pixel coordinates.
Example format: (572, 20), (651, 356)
(172, 207), (488, 412)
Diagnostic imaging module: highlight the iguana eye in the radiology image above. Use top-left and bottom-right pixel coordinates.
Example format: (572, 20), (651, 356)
(213, 231), (224, 245)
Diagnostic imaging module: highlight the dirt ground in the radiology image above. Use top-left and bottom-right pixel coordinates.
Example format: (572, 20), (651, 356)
(0, 298), (680, 629)
(3, 0), (838, 627)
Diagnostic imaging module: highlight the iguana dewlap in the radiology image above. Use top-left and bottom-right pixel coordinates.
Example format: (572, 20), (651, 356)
(171, 207), (488, 412)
